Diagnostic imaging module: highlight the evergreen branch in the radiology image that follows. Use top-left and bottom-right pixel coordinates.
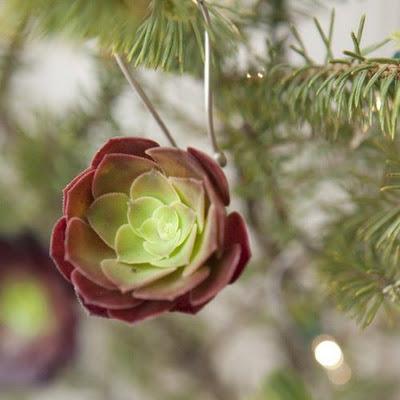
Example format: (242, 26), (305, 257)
(313, 10), (334, 62)
(258, 15), (400, 139)
(316, 139), (400, 328)
(290, 24), (314, 64)
(3, 0), (239, 72)
(319, 213), (398, 327)
(258, 57), (400, 139)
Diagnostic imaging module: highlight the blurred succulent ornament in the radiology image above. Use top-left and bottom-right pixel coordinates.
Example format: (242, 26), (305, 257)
(51, 137), (251, 324)
(0, 235), (77, 386)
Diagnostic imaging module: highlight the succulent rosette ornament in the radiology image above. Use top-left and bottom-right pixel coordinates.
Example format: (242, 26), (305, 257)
(51, 137), (251, 324)
(0, 235), (77, 386)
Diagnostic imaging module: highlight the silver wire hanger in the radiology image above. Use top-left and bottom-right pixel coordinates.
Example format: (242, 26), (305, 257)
(114, 0), (226, 167)
(114, 54), (177, 148)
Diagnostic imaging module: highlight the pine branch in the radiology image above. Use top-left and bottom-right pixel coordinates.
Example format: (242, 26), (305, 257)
(259, 15), (399, 139)
(319, 203), (400, 327)
(3, 0), (239, 72)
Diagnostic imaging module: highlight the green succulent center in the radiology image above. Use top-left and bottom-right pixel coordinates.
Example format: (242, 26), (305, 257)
(86, 168), (209, 290)
(133, 201), (184, 258)
(152, 206), (179, 240)
(0, 276), (53, 339)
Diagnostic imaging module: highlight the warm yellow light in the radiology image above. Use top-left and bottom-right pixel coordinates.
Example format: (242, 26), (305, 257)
(246, 72), (252, 79)
(313, 339), (343, 369)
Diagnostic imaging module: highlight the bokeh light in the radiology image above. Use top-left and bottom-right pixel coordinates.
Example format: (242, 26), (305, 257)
(313, 337), (343, 370)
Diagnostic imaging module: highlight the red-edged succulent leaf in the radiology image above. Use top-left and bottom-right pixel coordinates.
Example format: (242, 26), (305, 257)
(146, 147), (205, 179)
(50, 217), (74, 281)
(62, 167), (92, 213)
(188, 147), (230, 206)
(224, 212), (251, 283)
(203, 177), (226, 248)
(65, 218), (115, 289)
(91, 137), (159, 168)
(191, 244), (241, 307)
(63, 169), (95, 220)
(71, 270), (143, 310)
(134, 267), (210, 301)
(172, 292), (212, 314)
(78, 296), (110, 318)
(108, 300), (174, 324)
(87, 193), (129, 248)
(92, 154), (159, 198)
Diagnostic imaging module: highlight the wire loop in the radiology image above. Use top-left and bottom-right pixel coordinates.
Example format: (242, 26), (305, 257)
(198, 0), (227, 167)
(114, 1), (226, 166)
(114, 54), (177, 148)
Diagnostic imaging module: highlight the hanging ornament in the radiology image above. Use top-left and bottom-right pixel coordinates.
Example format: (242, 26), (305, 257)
(51, 137), (251, 324)
(50, 1), (250, 325)
(0, 235), (78, 386)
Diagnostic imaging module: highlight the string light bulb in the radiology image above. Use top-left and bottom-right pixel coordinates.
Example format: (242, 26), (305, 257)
(313, 336), (344, 370)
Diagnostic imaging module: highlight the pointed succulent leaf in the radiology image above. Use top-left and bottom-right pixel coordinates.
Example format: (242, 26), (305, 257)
(101, 259), (176, 292)
(64, 169), (94, 220)
(191, 244), (241, 307)
(50, 217), (74, 281)
(183, 205), (219, 277)
(115, 224), (158, 264)
(128, 196), (163, 231)
(71, 270), (143, 310)
(108, 301), (174, 324)
(92, 154), (158, 197)
(224, 212), (252, 283)
(91, 137), (159, 168)
(134, 267), (210, 301)
(170, 177), (205, 232)
(143, 232), (180, 258)
(137, 218), (162, 242)
(153, 205), (179, 240)
(172, 293), (212, 315)
(188, 147), (230, 206)
(171, 202), (196, 245)
(150, 224), (197, 268)
(65, 218), (115, 289)
(146, 147), (205, 179)
(87, 193), (129, 248)
(130, 169), (179, 204)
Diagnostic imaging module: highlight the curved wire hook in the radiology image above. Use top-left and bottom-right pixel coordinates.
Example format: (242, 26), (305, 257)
(114, 54), (178, 148)
(197, 0), (227, 167)
(114, 1), (226, 164)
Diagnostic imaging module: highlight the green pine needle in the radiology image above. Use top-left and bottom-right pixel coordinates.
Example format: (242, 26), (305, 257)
(2, 0), (239, 71)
